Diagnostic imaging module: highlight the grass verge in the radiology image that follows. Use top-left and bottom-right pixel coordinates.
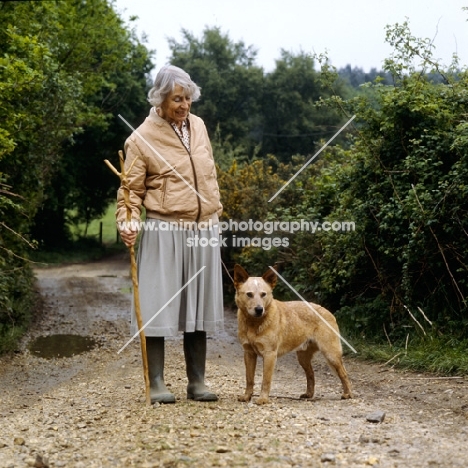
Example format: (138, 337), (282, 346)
(30, 203), (126, 266)
(70, 202), (119, 245)
(0, 264), (36, 354)
(345, 333), (468, 375)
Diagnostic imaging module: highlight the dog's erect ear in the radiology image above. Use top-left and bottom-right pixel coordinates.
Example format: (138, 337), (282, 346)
(262, 266), (277, 289)
(233, 264), (249, 289)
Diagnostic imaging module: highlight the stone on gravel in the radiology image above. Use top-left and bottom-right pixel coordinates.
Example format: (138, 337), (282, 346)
(366, 410), (386, 423)
(13, 437), (25, 446)
(215, 446), (231, 453)
(321, 453), (336, 463)
(33, 454), (49, 468)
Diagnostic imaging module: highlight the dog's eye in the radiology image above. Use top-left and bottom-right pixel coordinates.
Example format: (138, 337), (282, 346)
(246, 292), (253, 298)
(260, 292), (267, 298)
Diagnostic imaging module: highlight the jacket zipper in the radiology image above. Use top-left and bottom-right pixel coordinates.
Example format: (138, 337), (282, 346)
(189, 155), (201, 224)
(173, 126), (201, 223)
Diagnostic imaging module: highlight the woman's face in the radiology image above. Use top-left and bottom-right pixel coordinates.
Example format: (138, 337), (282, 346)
(160, 84), (192, 127)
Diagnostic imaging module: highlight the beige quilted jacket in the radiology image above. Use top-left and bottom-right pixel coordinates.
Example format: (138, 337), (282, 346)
(116, 108), (222, 224)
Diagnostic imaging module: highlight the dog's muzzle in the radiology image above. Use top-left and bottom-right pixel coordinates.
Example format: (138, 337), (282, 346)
(254, 306), (264, 317)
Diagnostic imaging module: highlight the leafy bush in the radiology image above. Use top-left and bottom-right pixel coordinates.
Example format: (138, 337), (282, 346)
(278, 21), (468, 341)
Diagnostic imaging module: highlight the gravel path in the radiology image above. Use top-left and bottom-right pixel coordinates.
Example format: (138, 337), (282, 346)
(0, 253), (467, 467)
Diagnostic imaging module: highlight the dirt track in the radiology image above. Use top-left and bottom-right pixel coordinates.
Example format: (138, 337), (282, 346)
(0, 253), (468, 467)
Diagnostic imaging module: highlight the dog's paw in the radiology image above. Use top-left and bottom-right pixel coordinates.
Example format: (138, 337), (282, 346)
(238, 394), (252, 402)
(254, 397), (270, 405)
(341, 393), (352, 400)
(299, 393), (314, 399)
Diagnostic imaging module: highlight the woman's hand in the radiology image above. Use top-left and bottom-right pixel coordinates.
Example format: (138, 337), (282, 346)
(118, 220), (140, 247)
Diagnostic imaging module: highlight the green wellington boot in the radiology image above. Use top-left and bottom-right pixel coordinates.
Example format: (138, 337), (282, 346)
(146, 336), (176, 404)
(183, 331), (218, 401)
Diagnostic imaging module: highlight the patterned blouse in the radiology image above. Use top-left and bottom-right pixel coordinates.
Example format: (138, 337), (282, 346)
(171, 120), (190, 153)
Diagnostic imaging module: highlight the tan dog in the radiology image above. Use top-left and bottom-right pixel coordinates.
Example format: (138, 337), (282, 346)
(234, 264), (352, 405)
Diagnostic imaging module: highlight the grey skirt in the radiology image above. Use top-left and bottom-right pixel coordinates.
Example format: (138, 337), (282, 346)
(131, 218), (224, 337)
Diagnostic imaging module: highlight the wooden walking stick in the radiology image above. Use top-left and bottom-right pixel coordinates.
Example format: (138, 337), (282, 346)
(104, 150), (151, 406)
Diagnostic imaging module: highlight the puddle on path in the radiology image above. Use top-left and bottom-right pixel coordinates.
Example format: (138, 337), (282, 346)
(29, 334), (97, 359)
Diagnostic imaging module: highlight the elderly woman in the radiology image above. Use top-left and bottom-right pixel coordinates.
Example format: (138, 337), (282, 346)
(116, 65), (223, 404)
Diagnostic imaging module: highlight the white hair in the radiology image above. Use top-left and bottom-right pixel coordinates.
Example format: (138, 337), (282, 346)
(147, 65), (201, 108)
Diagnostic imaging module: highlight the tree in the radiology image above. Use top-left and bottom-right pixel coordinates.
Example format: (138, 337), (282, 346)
(0, 0), (153, 350)
(168, 27), (264, 155)
(17, 0), (154, 246)
(338, 65), (392, 88)
(260, 50), (346, 161)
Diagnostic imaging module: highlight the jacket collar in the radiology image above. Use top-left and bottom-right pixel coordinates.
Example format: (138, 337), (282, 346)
(147, 107), (191, 128)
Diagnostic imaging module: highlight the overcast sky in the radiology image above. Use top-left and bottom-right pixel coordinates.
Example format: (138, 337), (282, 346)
(114, 0), (468, 75)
